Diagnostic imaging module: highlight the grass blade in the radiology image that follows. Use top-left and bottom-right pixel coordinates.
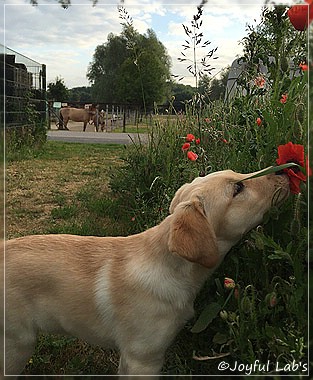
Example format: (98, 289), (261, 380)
(240, 163), (301, 182)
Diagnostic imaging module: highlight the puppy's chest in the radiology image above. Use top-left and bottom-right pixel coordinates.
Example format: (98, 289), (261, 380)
(94, 268), (116, 323)
(100, 265), (200, 326)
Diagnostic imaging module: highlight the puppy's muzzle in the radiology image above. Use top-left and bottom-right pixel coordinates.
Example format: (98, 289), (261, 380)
(272, 173), (290, 206)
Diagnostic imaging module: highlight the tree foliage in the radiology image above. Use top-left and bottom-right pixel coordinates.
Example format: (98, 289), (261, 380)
(87, 18), (171, 109)
(47, 77), (69, 102)
(198, 66), (230, 101)
(87, 33), (128, 104)
(68, 87), (92, 102)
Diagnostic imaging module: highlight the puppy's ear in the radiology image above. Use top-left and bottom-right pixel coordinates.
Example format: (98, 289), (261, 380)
(168, 199), (219, 268)
(169, 183), (189, 214)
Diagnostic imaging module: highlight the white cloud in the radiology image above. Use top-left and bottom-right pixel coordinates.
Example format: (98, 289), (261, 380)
(3, 0), (292, 88)
(164, 3), (258, 83)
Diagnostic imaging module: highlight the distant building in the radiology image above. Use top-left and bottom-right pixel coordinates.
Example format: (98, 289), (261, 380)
(225, 56), (301, 101)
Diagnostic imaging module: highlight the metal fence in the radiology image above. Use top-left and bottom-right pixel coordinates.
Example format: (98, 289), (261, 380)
(49, 101), (141, 132)
(1, 44), (46, 128)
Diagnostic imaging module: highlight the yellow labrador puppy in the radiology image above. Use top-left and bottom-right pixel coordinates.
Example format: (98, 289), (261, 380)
(1, 169), (289, 377)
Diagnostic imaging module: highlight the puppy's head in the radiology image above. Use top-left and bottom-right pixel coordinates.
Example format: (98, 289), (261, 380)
(168, 169), (290, 268)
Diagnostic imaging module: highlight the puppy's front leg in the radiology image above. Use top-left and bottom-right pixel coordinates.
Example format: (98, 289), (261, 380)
(118, 350), (163, 379)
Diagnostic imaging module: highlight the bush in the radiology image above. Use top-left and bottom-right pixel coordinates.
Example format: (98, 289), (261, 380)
(109, 112), (200, 233)
(6, 90), (47, 161)
(6, 122), (47, 161)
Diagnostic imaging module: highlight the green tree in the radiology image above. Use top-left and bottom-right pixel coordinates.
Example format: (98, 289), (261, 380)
(47, 77), (69, 102)
(165, 82), (195, 111)
(87, 16), (171, 109)
(198, 67), (230, 101)
(87, 33), (128, 103)
(68, 87), (92, 103)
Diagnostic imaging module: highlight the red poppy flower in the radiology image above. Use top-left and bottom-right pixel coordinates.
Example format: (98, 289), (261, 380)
(276, 142), (309, 194)
(287, 2), (313, 31)
(182, 142), (190, 151)
(256, 117), (262, 126)
(195, 138), (201, 145)
(186, 133), (195, 142)
(221, 138), (228, 144)
(299, 62), (309, 71)
(280, 93), (288, 104)
(187, 151), (198, 161)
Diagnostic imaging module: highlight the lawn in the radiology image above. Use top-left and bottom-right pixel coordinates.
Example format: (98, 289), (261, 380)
(6, 142), (127, 240)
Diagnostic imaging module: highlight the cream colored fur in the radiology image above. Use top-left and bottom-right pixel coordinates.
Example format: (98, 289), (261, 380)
(0, 169), (289, 377)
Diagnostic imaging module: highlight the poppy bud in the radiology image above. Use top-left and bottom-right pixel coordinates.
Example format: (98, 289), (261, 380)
(219, 310), (228, 321)
(280, 93), (288, 104)
(224, 277), (235, 290)
(256, 117), (262, 126)
(265, 292), (277, 308)
(240, 296), (252, 313)
(281, 57), (289, 73)
(246, 130), (252, 140)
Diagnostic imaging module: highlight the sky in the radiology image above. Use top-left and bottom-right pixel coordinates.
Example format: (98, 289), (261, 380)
(2, 0), (296, 88)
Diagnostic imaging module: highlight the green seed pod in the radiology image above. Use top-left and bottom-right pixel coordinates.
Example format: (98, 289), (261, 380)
(281, 57), (289, 73)
(246, 130), (252, 141)
(240, 296), (252, 313)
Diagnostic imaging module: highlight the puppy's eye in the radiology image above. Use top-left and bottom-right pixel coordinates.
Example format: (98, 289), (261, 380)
(233, 182), (245, 197)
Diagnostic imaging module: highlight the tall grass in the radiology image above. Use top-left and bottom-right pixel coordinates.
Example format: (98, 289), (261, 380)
(107, 93), (308, 376)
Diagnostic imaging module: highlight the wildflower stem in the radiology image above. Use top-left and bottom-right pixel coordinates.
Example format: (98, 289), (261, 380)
(239, 163), (301, 183)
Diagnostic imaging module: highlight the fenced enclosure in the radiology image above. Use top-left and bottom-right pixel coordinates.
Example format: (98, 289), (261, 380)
(1, 44), (47, 128)
(49, 101), (141, 132)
